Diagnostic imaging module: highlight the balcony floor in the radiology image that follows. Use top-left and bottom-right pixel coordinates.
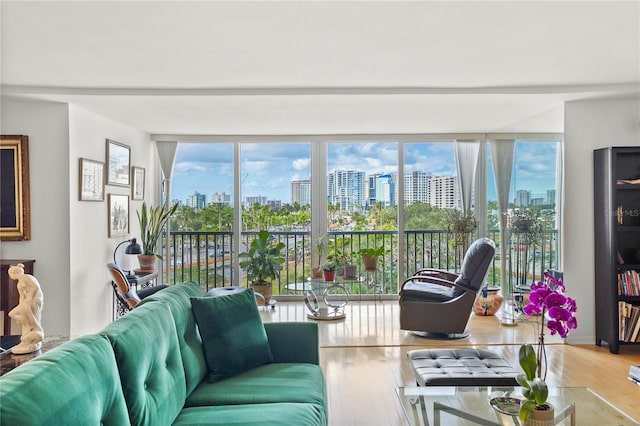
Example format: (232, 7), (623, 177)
(260, 301), (640, 425)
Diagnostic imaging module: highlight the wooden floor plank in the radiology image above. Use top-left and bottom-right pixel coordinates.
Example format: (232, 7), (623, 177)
(261, 301), (640, 426)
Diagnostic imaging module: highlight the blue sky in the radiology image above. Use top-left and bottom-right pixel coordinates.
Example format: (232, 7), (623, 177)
(171, 141), (558, 205)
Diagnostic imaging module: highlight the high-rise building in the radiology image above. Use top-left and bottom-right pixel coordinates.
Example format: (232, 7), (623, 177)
(374, 174), (395, 207)
(243, 195), (268, 208)
(328, 170), (366, 211)
(291, 179), (311, 206)
(403, 171), (431, 205)
(210, 191), (231, 206)
(546, 189), (556, 206)
(515, 189), (531, 207)
(427, 175), (459, 209)
(186, 191), (206, 210)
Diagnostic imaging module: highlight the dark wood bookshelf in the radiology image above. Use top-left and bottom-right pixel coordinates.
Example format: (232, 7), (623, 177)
(594, 146), (640, 353)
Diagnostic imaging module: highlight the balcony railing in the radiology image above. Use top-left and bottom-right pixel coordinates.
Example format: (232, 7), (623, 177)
(166, 229), (559, 297)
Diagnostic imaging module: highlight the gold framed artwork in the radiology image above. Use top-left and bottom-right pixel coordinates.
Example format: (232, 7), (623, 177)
(1, 135), (31, 240)
(131, 166), (145, 200)
(108, 194), (129, 237)
(106, 139), (130, 187)
(79, 158), (105, 201)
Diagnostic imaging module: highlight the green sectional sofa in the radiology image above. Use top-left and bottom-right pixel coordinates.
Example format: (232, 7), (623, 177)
(0, 282), (328, 425)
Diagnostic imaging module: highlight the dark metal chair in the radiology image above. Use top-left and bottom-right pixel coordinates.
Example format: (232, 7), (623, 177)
(399, 238), (496, 339)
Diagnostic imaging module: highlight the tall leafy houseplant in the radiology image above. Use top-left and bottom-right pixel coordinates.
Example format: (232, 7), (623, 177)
(137, 202), (178, 271)
(239, 230), (285, 303)
(517, 271), (577, 423)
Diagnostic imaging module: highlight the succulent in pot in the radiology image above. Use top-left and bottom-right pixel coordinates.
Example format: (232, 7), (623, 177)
(137, 201), (178, 271)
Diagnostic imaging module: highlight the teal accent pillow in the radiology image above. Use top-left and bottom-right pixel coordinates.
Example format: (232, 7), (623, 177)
(191, 288), (273, 382)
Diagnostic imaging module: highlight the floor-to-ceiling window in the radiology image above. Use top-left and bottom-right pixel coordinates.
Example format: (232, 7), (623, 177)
(165, 135), (562, 295)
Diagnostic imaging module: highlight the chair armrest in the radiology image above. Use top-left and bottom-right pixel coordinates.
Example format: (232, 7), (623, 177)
(138, 284), (169, 299)
(264, 322), (320, 365)
(414, 268), (459, 282)
(400, 275), (455, 292)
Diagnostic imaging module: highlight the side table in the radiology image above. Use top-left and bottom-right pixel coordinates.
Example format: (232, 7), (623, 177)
(1, 335), (69, 376)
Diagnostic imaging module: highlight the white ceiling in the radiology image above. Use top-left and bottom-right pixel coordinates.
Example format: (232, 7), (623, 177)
(2, 1), (639, 135)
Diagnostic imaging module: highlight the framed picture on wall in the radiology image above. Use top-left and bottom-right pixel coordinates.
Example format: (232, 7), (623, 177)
(131, 166), (145, 200)
(79, 158), (104, 201)
(106, 139), (130, 187)
(108, 194), (129, 237)
(0, 135), (31, 240)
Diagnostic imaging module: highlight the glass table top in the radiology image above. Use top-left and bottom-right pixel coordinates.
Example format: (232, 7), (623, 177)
(396, 386), (636, 426)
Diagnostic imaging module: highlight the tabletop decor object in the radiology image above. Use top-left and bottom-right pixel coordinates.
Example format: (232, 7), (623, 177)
(7, 263), (43, 354)
(517, 270), (578, 424)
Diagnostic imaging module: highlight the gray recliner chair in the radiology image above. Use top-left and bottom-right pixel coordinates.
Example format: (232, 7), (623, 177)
(399, 237), (496, 339)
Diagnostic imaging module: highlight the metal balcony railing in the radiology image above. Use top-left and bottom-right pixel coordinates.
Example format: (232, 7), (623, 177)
(166, 229), (559, 297)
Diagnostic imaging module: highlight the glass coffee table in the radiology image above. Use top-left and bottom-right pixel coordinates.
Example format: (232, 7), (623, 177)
(396, 386), (636, 426)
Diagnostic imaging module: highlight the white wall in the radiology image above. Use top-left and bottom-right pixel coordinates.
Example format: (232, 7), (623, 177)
(68, 105), (159, 336)
(1, 97), (71, 336)
(1, 97), (160, 338)
(564, 97), (640, 345)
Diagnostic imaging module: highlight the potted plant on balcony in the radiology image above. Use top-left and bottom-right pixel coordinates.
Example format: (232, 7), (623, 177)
(321, 256), (340, 282)
(359, 246), (386, 271)
(311, 234), (326, 279)
(239, 230), (285, 304)
(137, 201), (178, 272)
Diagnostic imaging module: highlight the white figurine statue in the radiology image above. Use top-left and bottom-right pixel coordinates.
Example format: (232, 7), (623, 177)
(8, 263), (44, 354)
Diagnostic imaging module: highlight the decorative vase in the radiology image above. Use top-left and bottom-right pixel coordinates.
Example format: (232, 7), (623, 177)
(524, 403), (555, 426)
(137, 254), (157, 273)
(323, 270), (336, 282)
(311, 267), (323, 279)
(362, 255), (377, 271)
(473, 286), (503, 316)
(252, 283), (272, 305)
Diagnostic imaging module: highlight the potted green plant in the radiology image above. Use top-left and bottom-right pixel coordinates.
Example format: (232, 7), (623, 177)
(238, 230), (285, 303)
(321, 256), (340, 282)
(517, 271), (578, 424)
(137, 201), (178, 272)
(359, 246), (386, 271)
(311, 235), (326, 278)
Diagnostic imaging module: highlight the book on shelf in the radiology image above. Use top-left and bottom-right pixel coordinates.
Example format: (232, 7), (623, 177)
(618, 302), (640, 342)
(617, 270), (640, 296)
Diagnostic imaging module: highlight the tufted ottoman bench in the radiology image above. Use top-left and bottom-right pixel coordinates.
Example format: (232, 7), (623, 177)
(407, 348), (519, 387)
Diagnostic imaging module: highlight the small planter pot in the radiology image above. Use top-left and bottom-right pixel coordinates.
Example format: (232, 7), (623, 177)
(524, 403), (555, 426)
(311, 267), (323, 279)
(343, 264), (357, 279)
(323, 270), (336, 282)
(137, 254), (157, 272)
(361, 255), (378, 271)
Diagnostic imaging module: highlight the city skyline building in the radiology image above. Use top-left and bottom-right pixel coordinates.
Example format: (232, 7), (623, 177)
(328, 170), (366, 211)
(291, 179), (311, 207)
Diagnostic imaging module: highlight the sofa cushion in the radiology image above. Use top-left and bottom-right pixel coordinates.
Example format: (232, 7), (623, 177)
(101, 301), (187, 426)
(191, 288), (273, 383)
(138, 281), (207, 395)
(0, 334), (130, 425)
(174, 402), (326, 426)
(185, 363), (327, 409)
(400, 280), (455, 302)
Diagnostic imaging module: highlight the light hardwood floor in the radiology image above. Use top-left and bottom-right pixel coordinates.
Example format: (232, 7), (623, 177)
(260, 300), (640, 426)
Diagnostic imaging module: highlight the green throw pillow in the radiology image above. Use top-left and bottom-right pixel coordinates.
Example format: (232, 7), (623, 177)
(191, 288), (273, 382)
